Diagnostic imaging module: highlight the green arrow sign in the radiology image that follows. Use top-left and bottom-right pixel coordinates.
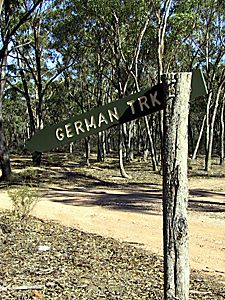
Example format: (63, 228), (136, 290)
(191, 68), (208, 100)
(26, 84), (165, 152)
(26, 70), (207, 153)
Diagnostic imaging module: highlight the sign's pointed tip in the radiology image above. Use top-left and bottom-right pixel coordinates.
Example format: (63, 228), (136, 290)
(191, 69), (208, 100)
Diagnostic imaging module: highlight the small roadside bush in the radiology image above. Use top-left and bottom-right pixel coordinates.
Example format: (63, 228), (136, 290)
(7, 184), (39, 220)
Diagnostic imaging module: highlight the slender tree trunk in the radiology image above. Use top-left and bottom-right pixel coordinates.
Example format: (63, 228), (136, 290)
(205, 82), (223, 171)
(0, 48), (11, 180)
(162, 73), (190, 300)
(128, 122), (134, 161)
(97, 132), (104, 162)
(157, 0), (172, 80)
(122, 123), (129, 162)
(32, 88), (42, 167)
(31, 20), (44, 167)
(204, 92), (212, 171)
(102, 131), (106, 159)
(204, 65), (216, 171)
(85, 137), (91, 166)
(144, 116), (158, 171)
(106, 131), (111, 154)
(137, 120), (142, 155)
(0, 0), (3, 15)
(16, 48), (36, 137)
(192, 115), (206, 160)
(69, 142), (74, 154)
(132, 69), (158, 167)
(97, 132), (102, 162)
(156, 0), (172, 173)
(124, 122), (134, 162)
(32, 151), (42, 167)
(188, 118), (194, 155)
(119, 126), (130, 178)
(220, 98), (225, 165)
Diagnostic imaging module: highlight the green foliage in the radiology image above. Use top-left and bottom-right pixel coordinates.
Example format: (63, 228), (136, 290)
(7, 183), (39, 220)
(1, 0), (224, 166)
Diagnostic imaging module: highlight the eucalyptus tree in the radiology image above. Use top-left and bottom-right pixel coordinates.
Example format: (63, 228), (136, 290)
(188, 0), (224, 169)
(43, 0), (102, 162)
(0, 0), (43, 179)
(145, 0), (199, 168)
(187, 0), (225, 170)
(160, 0), (225, 169)
(160, 0), (204, 157)
(49, 0), (160, 174)
(86, 0), (160, 175)
(3, 86), (27, 150)
(8, 0), (75, 165)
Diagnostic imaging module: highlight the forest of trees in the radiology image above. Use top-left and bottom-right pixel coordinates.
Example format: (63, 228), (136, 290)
(0, 0), (224, 180)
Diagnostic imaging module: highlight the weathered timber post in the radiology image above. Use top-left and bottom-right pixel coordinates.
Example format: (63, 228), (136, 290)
(162, 73), (191, 300)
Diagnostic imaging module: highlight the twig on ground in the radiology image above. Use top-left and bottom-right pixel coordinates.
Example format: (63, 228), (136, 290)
(0, 284), (45, 291)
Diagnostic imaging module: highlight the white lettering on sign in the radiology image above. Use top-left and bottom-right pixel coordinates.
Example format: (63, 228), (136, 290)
(56, 127), (64, 141)
(65, 123), (74, 138)
(84, 116), (97, 131)
(129, 92), (161, 113)
(74, 121), (85, 135)
(108, 107), (119, 122)
(98, 112), (108, 127)
(54, 90), (163, 143)
(150, 91), (161, 107)
(127, 100), (135, 114)
(138, 96), (150, 111)
(55, 107), (121, 142)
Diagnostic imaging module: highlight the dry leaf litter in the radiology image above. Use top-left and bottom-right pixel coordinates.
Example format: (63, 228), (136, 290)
(0, 211), (224, 300)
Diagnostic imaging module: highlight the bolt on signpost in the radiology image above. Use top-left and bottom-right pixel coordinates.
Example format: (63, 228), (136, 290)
(26, 70), (207, 300)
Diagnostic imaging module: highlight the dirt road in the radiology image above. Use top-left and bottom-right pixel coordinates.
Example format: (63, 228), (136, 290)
(0, 179), (225, 280)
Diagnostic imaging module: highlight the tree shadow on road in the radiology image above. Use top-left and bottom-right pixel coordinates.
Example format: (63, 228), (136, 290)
(2, 154), (225, 215)
(42, 184), (225, 215)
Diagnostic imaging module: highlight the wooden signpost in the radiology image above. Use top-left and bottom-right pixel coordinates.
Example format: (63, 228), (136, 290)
(162, 73), (191, 299)
(25, 69), (207, 300)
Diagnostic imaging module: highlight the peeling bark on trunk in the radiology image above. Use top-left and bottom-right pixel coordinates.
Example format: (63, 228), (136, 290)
(162, 73), (191, 300)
